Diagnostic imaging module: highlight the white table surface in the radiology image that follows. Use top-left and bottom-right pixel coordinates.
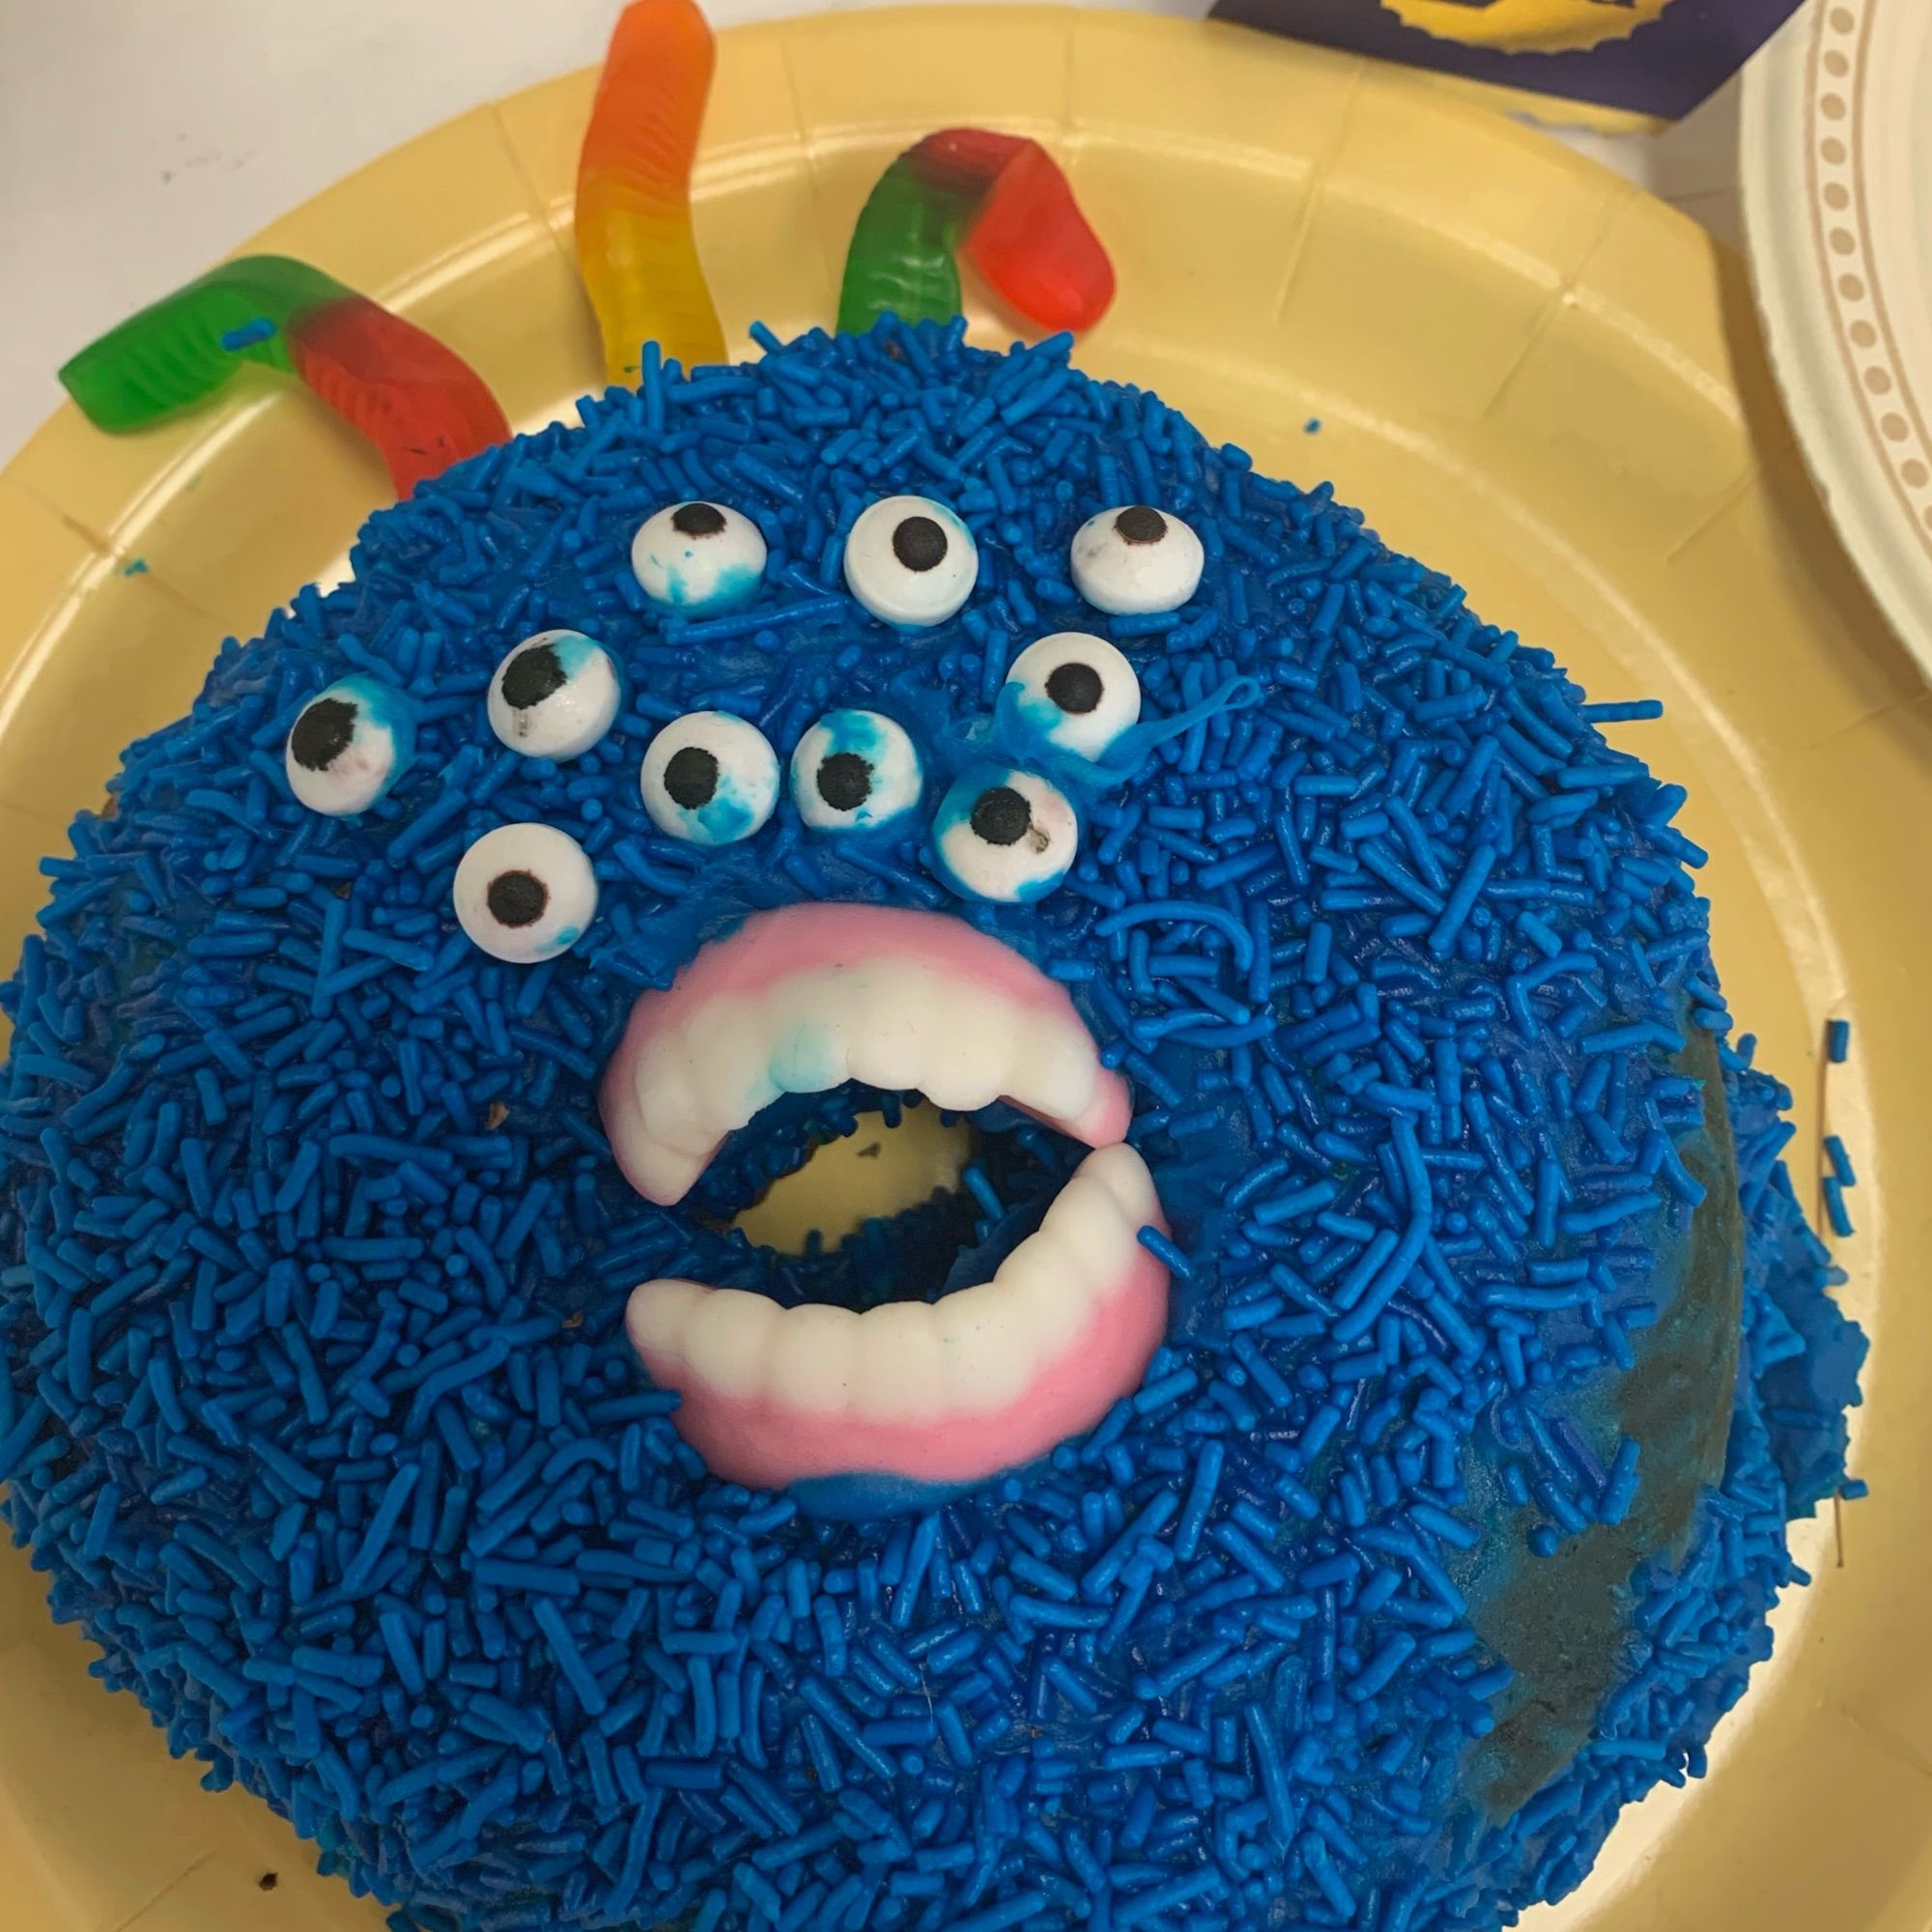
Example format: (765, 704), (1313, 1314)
(0, 0), (1752, 468)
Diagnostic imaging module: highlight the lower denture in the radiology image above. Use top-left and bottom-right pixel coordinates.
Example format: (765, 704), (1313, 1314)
(626, 1144), (1170, 1492)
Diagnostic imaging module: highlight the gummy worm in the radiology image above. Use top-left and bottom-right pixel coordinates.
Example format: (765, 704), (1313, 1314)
(576, 0), (726, 384)
(57, 255), (509, 497)
(838, 128), (1114, 337)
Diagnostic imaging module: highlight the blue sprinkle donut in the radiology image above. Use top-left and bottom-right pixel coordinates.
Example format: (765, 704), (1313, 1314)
(0, 320), (1863, 1932)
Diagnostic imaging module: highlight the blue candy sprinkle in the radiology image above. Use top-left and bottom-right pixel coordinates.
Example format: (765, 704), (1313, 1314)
(1823, 1178), (1855, 1239)
(219, 316), (277, 352)
(1823, 1134), (1857, 1187)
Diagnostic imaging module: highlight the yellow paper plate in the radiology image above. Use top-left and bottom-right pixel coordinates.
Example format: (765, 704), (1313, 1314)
(1, 9), (1924, 1929)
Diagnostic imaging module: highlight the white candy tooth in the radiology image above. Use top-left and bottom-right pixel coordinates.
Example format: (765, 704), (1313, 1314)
(841, 968), (936, 1093)
(636, 1102), (717, 1164)
(766, 977), (854, 1095)
(961, 1151), (1158, 1380)
(836, 961), (1010, 1113)
(880, 966), (1017, 1112)
(1040, 1168), (1135, 1262)
(624, 1142), (711, 1208)
(615, 1042), (720, 1203)
(619, 1052), (716, 1200)
(625, 1278), (710, 1364)
(1077, 1143), (1160, 1225)
(932, 1282), (1035, 1410)
(680, 1287), (781, 1398)
(852, 1300), (951, 1421)
(1068, 1194), (1141, 1293)
(636, 1046), (724, 1159)
(681, 993), (780, 1134)
(1006, 1017), (1100, 1123)
(992, 1227), (1093, 1353)
(909, 1027), (1009, 1115)
(762, 1302), (862, 1413)
(808, 969), (877, 1041)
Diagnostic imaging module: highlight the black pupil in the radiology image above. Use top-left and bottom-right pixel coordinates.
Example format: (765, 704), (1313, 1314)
(892, 516), (948, 572)
(671, 501), (727, 537)
(815, 752), (872, 812)
(1044, 662), (1104, 715)
(663, 745), (721, 810)
(970, 785), (1032, 848)
(289, 696), (357, 772)
(1114, 505), (1168, 546)
(486, 870), (548, 928)
(500, 643), (567, 711)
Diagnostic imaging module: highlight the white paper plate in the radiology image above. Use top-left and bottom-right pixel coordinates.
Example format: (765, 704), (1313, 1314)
(1741, 0), (1932, 670)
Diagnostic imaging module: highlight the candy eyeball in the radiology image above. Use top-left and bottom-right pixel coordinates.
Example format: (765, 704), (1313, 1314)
(630, 501), (768, 613)
(640, 711), (780, 846)
(453, 823), (599, 963)
(1070, 504), (1205, 615)
(934, 766), (1079, 902)
(1004, 633), (1142, 759)
(789, 710), (923, 833)
(486, 630), (621, 761)
(284, 675), (417, 816)
(842, 495), (979, 627)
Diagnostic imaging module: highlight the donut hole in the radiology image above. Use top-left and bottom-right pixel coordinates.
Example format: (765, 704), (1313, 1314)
(690, 1081), (1085, 1313)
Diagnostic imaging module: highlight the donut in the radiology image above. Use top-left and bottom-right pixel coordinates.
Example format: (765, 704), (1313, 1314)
(0, 320), (1862, 1932)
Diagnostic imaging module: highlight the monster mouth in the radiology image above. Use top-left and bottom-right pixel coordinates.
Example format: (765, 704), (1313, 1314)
(601, 903), (1170, 1499)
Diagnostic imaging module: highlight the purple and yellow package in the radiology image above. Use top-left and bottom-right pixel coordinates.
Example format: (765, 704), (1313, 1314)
(1208, 0), (1807, 120)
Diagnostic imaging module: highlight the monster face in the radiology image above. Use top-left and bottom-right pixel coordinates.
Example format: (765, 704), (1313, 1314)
(275, 461), (1243, 1512)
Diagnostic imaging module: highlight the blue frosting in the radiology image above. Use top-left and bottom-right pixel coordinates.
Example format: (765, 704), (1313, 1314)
(676, 775), (763, 847)
(639, 547), (762, 615)
(331, 669), (419, 804)
(547, 631), (601, 681)
(0, 319), (1862, 1932)
(791, 1467), (991, 1524)
(800, 709), (922, 829)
